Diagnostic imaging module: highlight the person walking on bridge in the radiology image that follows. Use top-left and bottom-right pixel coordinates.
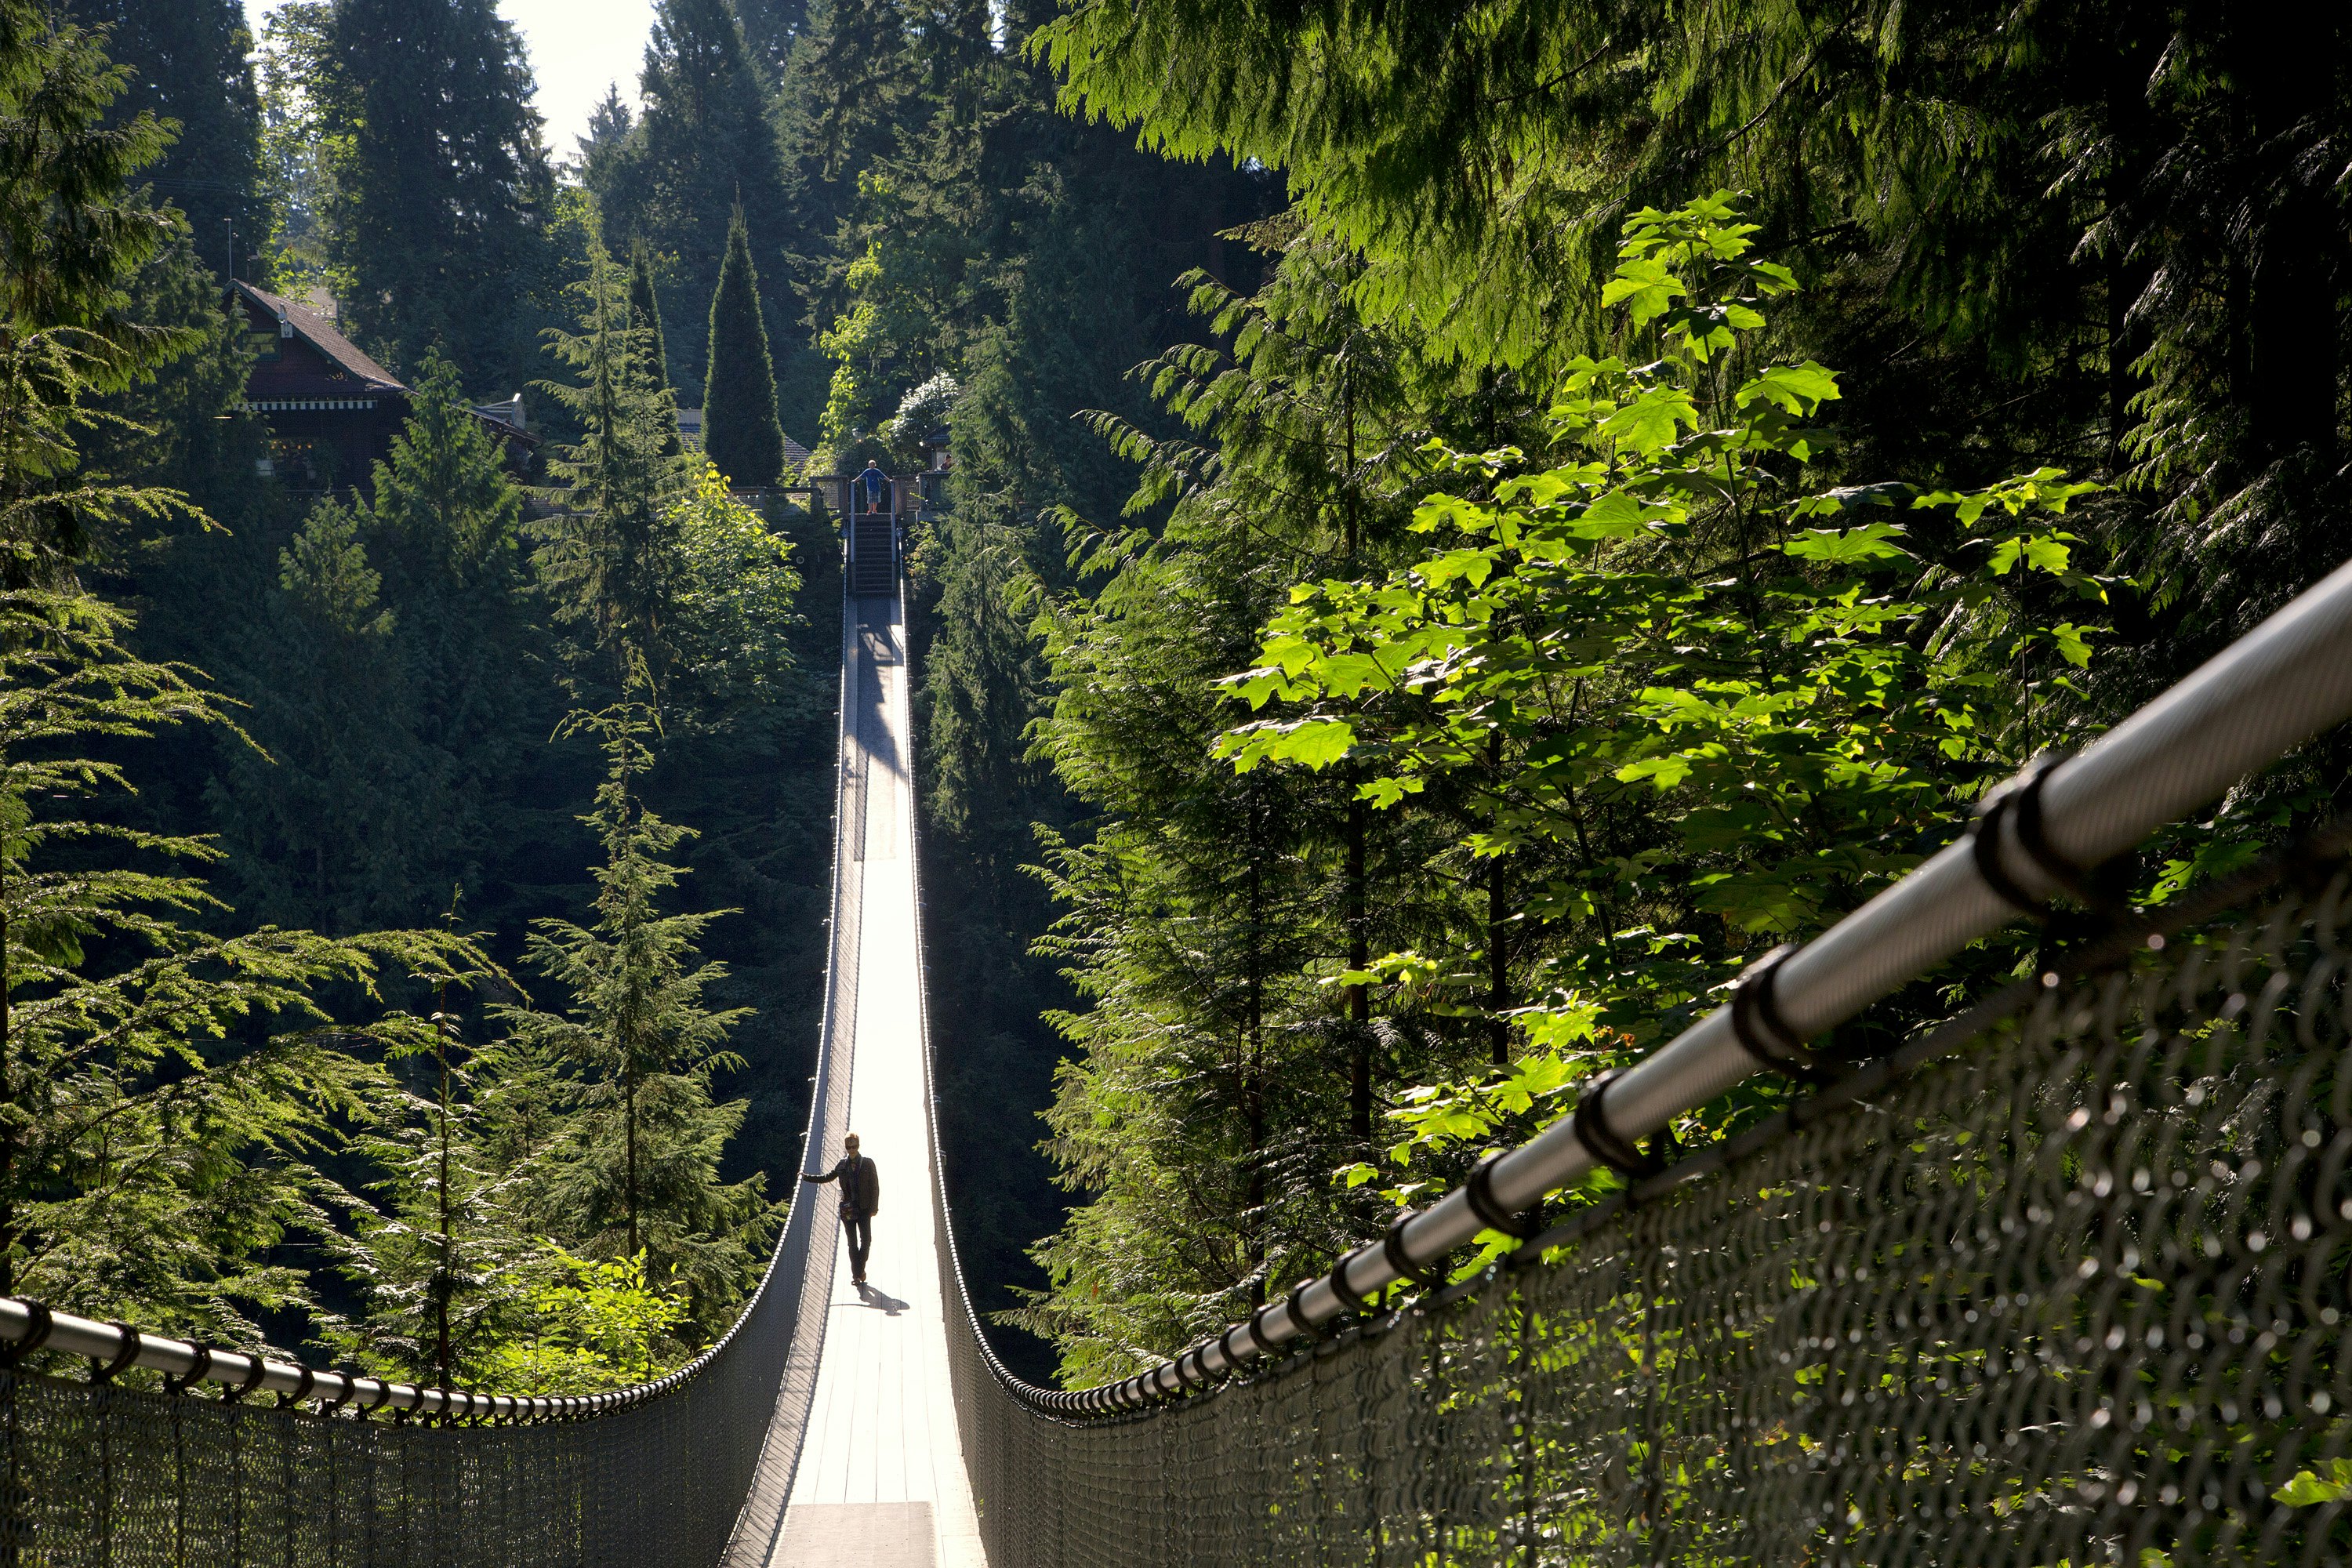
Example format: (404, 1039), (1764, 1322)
(804, 1133), (880, 1286)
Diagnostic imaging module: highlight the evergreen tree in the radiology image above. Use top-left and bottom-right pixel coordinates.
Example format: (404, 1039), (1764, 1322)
(702, 206), (786, 488)
(0, 590), (476, 1336)
(209, 353), (553, 935)
(307, 0), (556, 387)
(330, 897), (529, 1388)
(627, 242), (684, 458)
(502, 705), (772, 1327)
(210, 496), (434, 930)
(588, 0), (792, 401)
(70, 0), (267, 280)
(0, 2), (190, 586)
(735, 0), (809, 74)
(368, 350), (528, 583)
(535, 240), (685, 692)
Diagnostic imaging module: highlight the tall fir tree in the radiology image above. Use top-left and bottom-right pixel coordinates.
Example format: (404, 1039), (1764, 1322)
(307, 0), (556, 389)
(627, 241), (684, 457)
(587, 0), (791, 401)
(502, 706), (772, 1328)
(70, 0), (267, 281)
(0, 2), (188, 586)
(0, 590), (477, 1336)
(535, 241), (684, 693)
(734, 0), (808, 74)
(207, 350), (559, 935)
(702, 206), (786, 488)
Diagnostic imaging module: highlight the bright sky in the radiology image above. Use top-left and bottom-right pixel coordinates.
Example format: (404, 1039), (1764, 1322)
(243, 0), (659, 158)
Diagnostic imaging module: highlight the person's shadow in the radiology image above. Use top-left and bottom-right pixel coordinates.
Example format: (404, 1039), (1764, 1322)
(855, 1279), (908, 1316)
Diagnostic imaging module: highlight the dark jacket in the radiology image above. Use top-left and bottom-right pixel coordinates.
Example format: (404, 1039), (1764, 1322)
(804, 1154), (879, 1218)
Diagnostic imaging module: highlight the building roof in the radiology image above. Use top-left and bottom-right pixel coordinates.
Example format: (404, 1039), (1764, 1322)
(233, 280), (408, 394)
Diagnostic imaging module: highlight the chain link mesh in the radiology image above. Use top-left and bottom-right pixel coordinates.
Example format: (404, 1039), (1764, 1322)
(943, 858), (2352, 1568)
(0, 1287), (789, 1566)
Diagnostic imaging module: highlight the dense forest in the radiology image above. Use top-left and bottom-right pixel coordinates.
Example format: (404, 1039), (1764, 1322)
(2, 0), (2347, 1398)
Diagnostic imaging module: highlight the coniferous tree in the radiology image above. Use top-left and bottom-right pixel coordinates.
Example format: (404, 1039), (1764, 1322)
(305, 0), (556, 387)
(0, 5), (190, 586)
(588, 0), (791, 401)
(212, 496), (434, 929)
(70, 0), (267, 279)
(702, 206), (786, 488)
(503, 706), (772, 1327)
(209, 351), (554, 934)
(735, 0), (808, 74)
(329, 898), (528, 1388)
(535, 241), (685, 692)
(0, 592), (476, 1335)
(626, 242), (684, 458)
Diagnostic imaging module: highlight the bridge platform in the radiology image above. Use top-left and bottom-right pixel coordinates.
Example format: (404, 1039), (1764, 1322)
(754, 590), (986, 1568)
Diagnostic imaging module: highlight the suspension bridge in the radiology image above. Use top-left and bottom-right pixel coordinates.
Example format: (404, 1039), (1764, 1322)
(8, 514), (2352, 1567)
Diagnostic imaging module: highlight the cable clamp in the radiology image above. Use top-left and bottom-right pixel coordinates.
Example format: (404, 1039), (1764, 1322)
(2, 1300), (53, 1363)
(1972, 750), (2121, 916)
(278, 1366), (315, 1409)
(1381, 1209), (1440, 1287)
(1572, 1069), (1664, 1178)
(1463, 1152), (1540, 1239)
(1283, 1278), (1316, 1341)
(220, 1356), (269, 1403)
(1242, 1304), (1279, 1360)
(89, 1326), (143, 1385)
(1729, 944), (1820, 1077)
(163, 1345), (213, 1396)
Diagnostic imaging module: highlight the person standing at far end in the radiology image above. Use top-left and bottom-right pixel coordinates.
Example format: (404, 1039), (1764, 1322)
(860, 459), (887, 514)
(804, 1133), (880, 1285)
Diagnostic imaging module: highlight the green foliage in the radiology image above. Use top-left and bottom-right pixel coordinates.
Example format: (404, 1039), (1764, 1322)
(586, 0), (793, 404)
(627, 241), (684, 459)
(535, 238), (688, 691)
(1218, 195), (2107, 1243)
(665, 461), (804, 713)
(278, 499), (390, 637)
(0, 589), (478, 1335)
(208, 350), (547, 933)
(702, 206), (786, 488)
(499, 705), (775, 1329)
(325, 898), (528, 1387)
(1033, 0), (2352, 686)
(0, 2), (194, 585)
(1009, 194), (2128, 1379)
(67, 0), (267, 282)
(270, 0), (555, 387)
(1008, 224), (1455, 1384)
(372, 349), (528, 578)
(471, 1246), (689, 1395)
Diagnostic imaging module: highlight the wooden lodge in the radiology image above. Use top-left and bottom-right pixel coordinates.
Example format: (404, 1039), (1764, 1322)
(232, 281), (532, 493)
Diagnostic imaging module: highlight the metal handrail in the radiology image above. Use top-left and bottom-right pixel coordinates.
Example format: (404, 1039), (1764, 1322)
(930, 554), (2352, 1416)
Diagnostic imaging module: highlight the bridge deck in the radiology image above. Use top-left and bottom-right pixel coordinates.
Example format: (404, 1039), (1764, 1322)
(768, 594), (986, 1568)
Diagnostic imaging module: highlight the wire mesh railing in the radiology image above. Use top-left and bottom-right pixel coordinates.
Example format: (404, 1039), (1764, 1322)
(943, 843), (2352, 1566)
(924, 555), (2352, 1568)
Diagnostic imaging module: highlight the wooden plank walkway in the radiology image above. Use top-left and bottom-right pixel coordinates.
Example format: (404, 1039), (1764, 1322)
(769, 594), (987, 1568)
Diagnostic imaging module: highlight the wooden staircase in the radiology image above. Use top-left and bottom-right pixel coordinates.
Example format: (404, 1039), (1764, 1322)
(848, 510), (895, 597)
